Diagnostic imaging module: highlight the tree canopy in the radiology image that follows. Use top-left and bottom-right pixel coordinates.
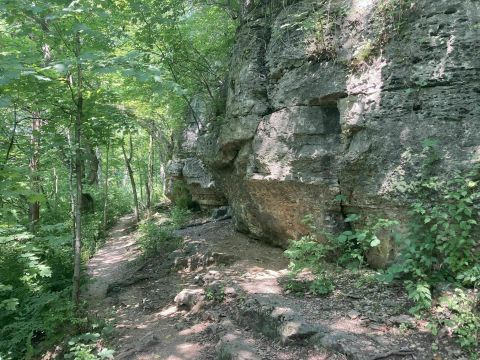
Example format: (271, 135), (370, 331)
(0, 0), (237, 357)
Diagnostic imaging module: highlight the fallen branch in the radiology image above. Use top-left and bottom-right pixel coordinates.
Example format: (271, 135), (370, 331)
(371, 349), (414, 360)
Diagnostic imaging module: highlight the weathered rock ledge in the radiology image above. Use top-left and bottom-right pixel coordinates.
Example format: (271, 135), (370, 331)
(168, 0), (480, 267)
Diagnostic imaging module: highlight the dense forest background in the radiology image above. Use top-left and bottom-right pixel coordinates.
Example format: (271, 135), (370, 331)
(1, 0), (479, 359)
(0, 0), (237, 357)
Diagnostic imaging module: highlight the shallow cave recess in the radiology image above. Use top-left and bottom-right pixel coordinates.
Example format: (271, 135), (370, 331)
(310, 92), (346, 135)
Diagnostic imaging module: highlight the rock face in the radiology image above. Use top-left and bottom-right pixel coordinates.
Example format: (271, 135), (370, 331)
(165, 98), (226, 209)
(172, 0), (480, 266)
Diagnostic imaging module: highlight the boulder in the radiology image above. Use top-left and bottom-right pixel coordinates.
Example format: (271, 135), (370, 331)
(317, 331), (388, 360)
(237, 294), (321, 344)
(215, 332), (260, 360)
(174, 288), (204, 310)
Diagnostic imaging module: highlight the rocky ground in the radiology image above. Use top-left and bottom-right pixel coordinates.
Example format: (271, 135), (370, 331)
(86, 210), (472, 360)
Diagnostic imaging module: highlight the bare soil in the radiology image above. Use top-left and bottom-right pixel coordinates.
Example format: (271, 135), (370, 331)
(86, 211), (471, 360)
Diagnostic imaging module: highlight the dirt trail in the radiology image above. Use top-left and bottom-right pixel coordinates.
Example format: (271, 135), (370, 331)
(87, 214), (139, 301)
(85, 212), (469, 360)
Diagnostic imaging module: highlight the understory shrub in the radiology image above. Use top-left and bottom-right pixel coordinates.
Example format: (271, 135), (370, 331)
(283, 212), (397, 295)
(0, 225), (75, 359)
(284, 140), (479, 352)
(64, 332), (114, 360)
(428, 288), (479, 354)
(284, 211), (398, 273)
(327, 214), (399, 268)
(382, 158), (480, 352)
(169, 205), (191, 228)
(171, 181), (196, 210)
(383, 165), (480, 311)
(138, 220), (182, 258)
(0, 186), (129, 358)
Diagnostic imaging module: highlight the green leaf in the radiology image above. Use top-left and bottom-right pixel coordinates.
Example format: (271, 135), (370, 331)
(1, 298), (19, 311)
(0, 284), (13, 292)
(26, 193), (46, 204)
(356, 232), (367, 241)
(345, 214), (360, 223)
(98, 348), (115, 359)
(33, 74), (52, 81)
(37, 264), (52, 278)
(370, 237), (381, 247)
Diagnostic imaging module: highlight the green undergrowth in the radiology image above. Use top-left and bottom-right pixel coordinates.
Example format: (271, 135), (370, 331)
(63, 323), (115, 360)
(137, 205), (191, 259)
(205, 284), (225, 303)
(137, 220), (183, 258)
(282, 272), (334, 296)
(284, 141), (479, 353)
(0, 188), (131, 359)
(284, 210), (398, 297)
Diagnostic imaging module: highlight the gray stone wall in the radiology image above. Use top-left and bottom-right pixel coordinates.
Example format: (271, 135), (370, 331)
(178, 0), (480, 266)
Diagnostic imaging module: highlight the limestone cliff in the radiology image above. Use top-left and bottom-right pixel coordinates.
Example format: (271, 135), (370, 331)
(168, 0), (480, 267)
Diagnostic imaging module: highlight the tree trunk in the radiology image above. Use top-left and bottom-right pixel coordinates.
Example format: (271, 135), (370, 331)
(53, 167), (58, 210)
(72, 32), (83, 310)
(0, 102), (19, 209)
(103, 140), (110, 233)
(122, 135), (140, 222)
(146, 131), (154, 211)
(86, 143), (99, 185)
(145, 177), (151, 215)
(3, 102), (18, 166)
(29, 114), (41, 233)
(67, 129), (76, 244)
(139, 166), (144, 204)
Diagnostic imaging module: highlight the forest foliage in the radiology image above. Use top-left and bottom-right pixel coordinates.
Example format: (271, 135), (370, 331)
(0, 0), (238, 358)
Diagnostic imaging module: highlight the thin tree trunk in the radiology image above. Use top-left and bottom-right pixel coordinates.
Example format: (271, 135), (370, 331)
(4, 103), (18, 165)
(29, 114), (41, 233)
(86, 143), (99, 185)
(72, 32), (83, 310)
(53, 167), (58, 210)
(103, 140), (110, 232)
(146, 131), (154, 211)
(122, 135), (140, 222)
(0, 102), (19, 209)
(145, 178), (150, 216)
(67, 130), (76, 243)
(139, 166), (144, 204)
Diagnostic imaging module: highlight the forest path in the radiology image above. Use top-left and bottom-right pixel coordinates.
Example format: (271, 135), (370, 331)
(84, 212), (206, 359)
(83, 211), (463, 360)
(86, 213), (140, 303)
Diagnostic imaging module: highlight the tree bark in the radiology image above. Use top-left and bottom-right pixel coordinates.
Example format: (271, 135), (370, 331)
(67, 129), (76, 243)
(103, 140), (110, 233)
(139, 165), (144, 204)
(29, 114), (41, 233)
(72, 32), (83, 310)
(122, 135), (140, 222)
(3, 102), (18, 166)
(146, 131), (154, 211)
(53, 167), (58, 209)
(86, 143), (99, 185)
